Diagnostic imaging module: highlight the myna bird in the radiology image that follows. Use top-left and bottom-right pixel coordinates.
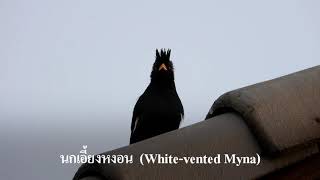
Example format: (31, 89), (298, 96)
(130, 49), (184, 144)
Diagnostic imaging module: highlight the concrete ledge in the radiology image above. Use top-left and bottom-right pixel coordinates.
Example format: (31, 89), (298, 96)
(206, 66), (320, 155)
(74, 113), (319, 180)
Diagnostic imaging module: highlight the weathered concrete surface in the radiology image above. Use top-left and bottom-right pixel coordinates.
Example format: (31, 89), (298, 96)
(206, 65), (320, 155)
(74, 113), (318, 180)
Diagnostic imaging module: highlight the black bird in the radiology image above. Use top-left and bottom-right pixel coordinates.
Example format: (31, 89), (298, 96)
(130, 49), (184, 144)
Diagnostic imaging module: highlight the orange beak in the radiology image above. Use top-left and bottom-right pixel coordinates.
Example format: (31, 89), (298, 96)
(159, 63), (168, 71)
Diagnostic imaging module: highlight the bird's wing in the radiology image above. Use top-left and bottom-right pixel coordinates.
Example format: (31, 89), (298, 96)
(172, 84), (184, 118)
(131, 95), (144, 132)
(178, 99), (184, 126)
(132, 117), (139, 133)
(175, 89), (184, 119)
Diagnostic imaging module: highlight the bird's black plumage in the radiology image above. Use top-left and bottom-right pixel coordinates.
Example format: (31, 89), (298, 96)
(130, 49), (184, 144)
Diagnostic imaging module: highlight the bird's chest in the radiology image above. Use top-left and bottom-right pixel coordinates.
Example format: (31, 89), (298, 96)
(143, 92), (179, 115)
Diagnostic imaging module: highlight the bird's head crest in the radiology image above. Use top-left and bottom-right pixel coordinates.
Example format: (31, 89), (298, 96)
(156, 49), (171, 62)
(151, 48), (175, 83)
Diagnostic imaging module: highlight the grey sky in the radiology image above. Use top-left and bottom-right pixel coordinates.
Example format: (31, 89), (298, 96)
(0, 0), (319, 179)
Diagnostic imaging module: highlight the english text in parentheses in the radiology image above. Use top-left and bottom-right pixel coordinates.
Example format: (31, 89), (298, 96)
(140, 153), (145, 166)
(256, 153), (260, 166)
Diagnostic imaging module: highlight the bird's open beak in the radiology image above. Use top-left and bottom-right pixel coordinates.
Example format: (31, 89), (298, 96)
(159, 63), (168, 71)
